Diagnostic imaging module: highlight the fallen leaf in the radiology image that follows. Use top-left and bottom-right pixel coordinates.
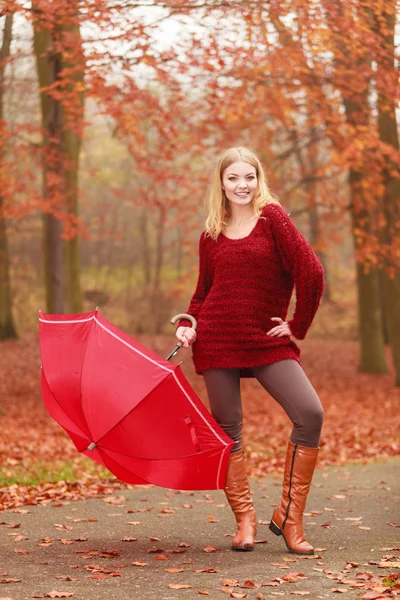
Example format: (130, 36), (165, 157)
(103, 496), (126, 505)
(203, 546), (220, 553)
(230, 593), (247, 599)
(386, 522), (399, 527)
(282, 572), (307, 583)
(155, 554), (168, 560)
(241, 580), (258, 588)
(195, 568), (220, 573)
(344, 562), (360, 569)
(168, 584), (192, 589)
(355, 572), (373, 581)
(222, 579), (239, 587)
(46, 593), (74, 598)
(197, 591), (209, 596)
(165, 568), (184, 573)
(132, 562), (148, 567)
(120, 537), (137, 542)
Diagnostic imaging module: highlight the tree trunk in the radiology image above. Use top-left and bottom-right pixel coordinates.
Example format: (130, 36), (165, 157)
(176, 223), (183, 280)
(333, 5), (388, 374)
(0, 14), (17, 340)
(268, 6), (386, 372)
(61, 2), (83, 313)
(33, 2), (84, 314)
(308, 205), (331, 301)
(33, 10), (65, 313)
(375, 2), (400, 385)
(139, 208), (152, 286)
(152, 204), (166, 334)
(305, 125), (331, 301)
(348, 167), (388, 373)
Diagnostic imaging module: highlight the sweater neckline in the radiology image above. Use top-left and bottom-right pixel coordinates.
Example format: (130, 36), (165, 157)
(220, 216), (262, 241)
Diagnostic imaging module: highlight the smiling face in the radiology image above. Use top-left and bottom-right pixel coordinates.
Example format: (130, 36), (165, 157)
(221, 161), (258, 208)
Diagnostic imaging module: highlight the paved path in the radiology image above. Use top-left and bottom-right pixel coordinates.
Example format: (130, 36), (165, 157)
(1, 458), (399, 600)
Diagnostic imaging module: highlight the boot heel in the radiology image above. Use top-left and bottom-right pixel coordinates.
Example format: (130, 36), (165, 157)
(269, 520), (282, 537)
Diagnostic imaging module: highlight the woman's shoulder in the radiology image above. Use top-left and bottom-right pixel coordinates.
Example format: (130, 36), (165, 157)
(199, 230), (216, 250)
(260, 202), (293, 230)
(261, 201), (288, 218)
(200, 230), (220, 243)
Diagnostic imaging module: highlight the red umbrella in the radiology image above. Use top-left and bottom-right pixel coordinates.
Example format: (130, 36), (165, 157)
(38, 309), (233, 490)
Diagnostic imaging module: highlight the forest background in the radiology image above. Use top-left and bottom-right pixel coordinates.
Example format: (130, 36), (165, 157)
(0, 0), (399, 504)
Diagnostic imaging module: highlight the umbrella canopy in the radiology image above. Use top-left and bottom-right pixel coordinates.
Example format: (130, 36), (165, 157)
(39, 309), (233, 490)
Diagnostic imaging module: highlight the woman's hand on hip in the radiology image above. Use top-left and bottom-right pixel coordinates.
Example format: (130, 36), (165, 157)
(267, 317), (292, 337)
(176, 326), (197, 348)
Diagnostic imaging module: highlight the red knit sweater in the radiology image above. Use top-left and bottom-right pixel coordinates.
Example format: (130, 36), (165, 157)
(179, 203), (324, 376)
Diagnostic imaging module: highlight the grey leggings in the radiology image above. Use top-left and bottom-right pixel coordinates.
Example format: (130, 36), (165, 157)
(203, 360), (323, 452)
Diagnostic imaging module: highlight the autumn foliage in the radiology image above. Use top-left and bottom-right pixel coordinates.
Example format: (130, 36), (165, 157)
(0, 334), (398, 510)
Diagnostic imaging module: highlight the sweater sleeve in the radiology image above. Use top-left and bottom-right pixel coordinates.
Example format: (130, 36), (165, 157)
(178, 232), (213, 329)
(266, 203), (325, 340)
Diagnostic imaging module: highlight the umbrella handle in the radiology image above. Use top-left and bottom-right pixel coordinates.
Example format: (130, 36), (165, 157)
(166, 313), (198, 361)
(170, 313), (197, 330)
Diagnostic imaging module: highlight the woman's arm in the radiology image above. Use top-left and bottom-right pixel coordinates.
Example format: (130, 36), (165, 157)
(266, 203), (325, 340)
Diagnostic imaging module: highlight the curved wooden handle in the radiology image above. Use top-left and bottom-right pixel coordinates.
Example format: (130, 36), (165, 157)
(170, 313), (197, 331)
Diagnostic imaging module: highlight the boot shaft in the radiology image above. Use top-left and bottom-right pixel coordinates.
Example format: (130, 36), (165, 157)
(225, 450), (254, 515)
(281, 441), (319, 528)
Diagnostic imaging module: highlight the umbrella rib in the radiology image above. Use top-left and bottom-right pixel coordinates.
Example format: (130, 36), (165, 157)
(78, 314), (100, 445)
(100, 445), (222, 462)
(94, 315), (175, 374)
(97, 445), (229, 489)
(94, 314), (231, 448)
(40, 366), (88, 443)
(95, 372), (172, 447)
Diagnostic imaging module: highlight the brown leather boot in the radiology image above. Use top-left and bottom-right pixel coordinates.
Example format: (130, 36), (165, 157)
(269, 441), (319, 555)
(224, 450), (257, 551)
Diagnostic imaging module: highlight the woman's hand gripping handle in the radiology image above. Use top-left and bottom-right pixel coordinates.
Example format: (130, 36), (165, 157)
(171, 313), (197, 349)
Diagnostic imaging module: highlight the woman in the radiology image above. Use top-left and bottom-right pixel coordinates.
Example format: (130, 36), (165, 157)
(176, 147), (324, 555)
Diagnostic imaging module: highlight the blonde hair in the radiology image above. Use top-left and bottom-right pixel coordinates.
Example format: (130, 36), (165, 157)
(205, 147), (279, 239)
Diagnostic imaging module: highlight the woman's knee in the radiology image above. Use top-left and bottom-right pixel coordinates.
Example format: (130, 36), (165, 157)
(295, 400), (324, 439)
(217, 420), (243, 445)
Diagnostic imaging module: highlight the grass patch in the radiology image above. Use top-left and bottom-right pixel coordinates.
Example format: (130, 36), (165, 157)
(383, 574), (400, 587)
(0, 458), (113, 487)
